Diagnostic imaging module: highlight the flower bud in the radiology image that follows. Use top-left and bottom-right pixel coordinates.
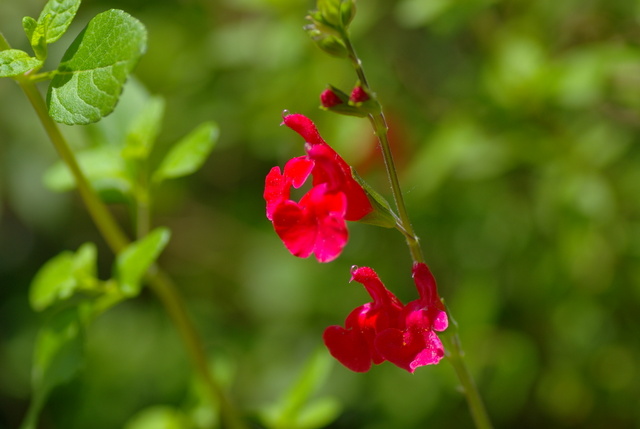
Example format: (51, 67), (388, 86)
(320, 88), (345, 108)
(349, 86), (370, 104)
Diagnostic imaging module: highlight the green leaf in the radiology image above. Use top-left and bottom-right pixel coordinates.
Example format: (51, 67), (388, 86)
(152, 122), (219, 183)
(295, 397), (341, 429)
(122, 95), (165, 160)
(0, 49), (42, 77)
(350, 167), (398, 228)
(43, 146), (131, 196)
(261, 349), (339, 429)
(124, 406), (190, 429)
(47, 9), (148, 125)
(38, 0), (82, 44)
(29, 243), (98, 312)
(22, 16), (48, 61)
(22, 309), (84, 429)
(115, 227), (171, 296)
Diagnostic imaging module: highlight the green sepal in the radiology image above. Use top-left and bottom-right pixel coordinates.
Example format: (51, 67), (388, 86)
(350, 168), (398, 228)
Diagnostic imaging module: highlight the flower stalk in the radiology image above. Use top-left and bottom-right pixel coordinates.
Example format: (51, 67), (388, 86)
(307, 5), (494, 426)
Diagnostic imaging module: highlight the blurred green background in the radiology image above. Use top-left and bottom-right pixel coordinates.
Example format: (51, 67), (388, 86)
(2, 0), (640, 428)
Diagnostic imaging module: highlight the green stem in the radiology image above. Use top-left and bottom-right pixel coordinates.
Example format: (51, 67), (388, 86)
(341, 35), (423, 263)
(17, 77), (129, 253)
(442, 327), (493, 429)
(340, 30), (493, 429)
(17, 77), (247, 429)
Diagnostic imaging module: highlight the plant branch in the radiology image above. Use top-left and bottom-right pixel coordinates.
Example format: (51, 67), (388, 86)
(17, 77), (247, 429)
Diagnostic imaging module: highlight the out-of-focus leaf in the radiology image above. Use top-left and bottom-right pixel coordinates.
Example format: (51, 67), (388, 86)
(0, 49), (42, 77)
(43, 146), (131, 196)
(115, 227), (171, 296)
(21, 309), (84, 429)
(124, 406), (190, 429)
(260, 349), (340, 429)
(38, 0), (82, 44)
(47, 9), (147, 124)
(295, 397), (341, 429)
(122, 95), (165, 160)
(152, 122), (218, 183)
(29, 243), (97, 312)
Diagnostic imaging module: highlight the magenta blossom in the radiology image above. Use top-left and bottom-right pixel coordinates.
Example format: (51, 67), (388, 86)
(264, 113), (373, 262)
(323, 264), (448, 373)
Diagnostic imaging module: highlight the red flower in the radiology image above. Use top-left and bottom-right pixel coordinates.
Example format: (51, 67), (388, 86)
(375, 263), (448, 373)
(264, 113), (373, 262)
(323, 264), (448, 373)
(323, 266), (404, 372)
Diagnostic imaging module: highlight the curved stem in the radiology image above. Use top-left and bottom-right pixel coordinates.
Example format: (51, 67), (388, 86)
(341, 36), (423, 264)
(17, 77), (247, 429)
(442, 327), (493, 429)
(339, 30), (493, 429)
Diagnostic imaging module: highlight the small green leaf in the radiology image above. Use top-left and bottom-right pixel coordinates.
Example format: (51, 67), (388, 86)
(350, 167), (398, 228)
(295, 397), (341, 429)
(116, 228), (171, 296)
(122, 95), (165, 160)
(23, 308), (84, 429)
(47, 9), (148, 125)
(152, 122), (219, 183)
(32, 309), (84, 393)
(23, 16), (48, 61)
(124, 406), (189, 429)
(30, 243), (98, 312)
(0, 49), (42, 77)
(38, 0), (82, 44)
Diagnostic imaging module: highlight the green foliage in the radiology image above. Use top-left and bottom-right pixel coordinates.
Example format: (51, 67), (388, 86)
(124, 406), (191, 429)
(260, 350), (341, 429)
(38, 0), (82, 44)
(21, 309), (84, 429)
(152, 122), (219, 183)
(0, 49), (42, 77)
(115, 227), (171, 297)
(122, 96), (165, 160)
(29, 242), (98, 312)
(47, 9), (147, 125)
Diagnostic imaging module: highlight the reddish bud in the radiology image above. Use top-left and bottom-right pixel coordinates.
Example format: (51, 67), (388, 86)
(349, 86), (369, 103)
(320, 88), (344, 108)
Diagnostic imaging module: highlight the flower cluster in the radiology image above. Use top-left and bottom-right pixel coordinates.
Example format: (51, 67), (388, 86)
(264, 113), (373, 262)
(323, 263), (448, 373)
(264, 113), (448, 373)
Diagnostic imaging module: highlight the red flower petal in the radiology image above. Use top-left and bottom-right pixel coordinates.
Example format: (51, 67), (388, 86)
(375, 325), (445, 373)
(323, 325), (372, 373)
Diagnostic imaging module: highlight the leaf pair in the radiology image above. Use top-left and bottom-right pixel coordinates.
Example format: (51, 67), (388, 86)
(30, 227), (171, 314)
(43, 84), (219, 199)
(1, 0), (147, 125)
(23, 228), (171, 429)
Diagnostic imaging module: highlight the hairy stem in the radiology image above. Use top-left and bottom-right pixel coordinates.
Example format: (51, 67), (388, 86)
(17, 77), (247, 429)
